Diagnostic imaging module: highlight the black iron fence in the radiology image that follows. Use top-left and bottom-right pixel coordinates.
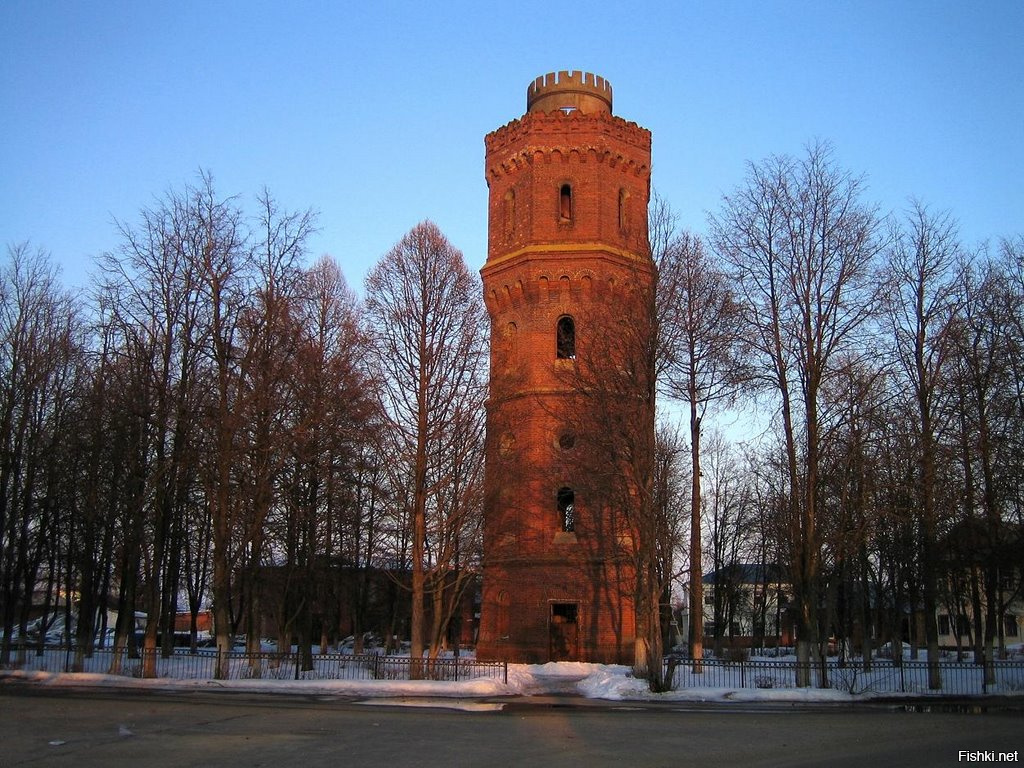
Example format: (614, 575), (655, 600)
(0, 645), (508, 685)
(667, 657), (1024, 696)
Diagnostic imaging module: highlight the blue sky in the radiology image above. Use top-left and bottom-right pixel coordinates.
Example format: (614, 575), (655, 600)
(2, 1), (1021, 292)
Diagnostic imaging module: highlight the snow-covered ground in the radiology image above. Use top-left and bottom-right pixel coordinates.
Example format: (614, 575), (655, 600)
(0, 660), (835, 703)
(4, 656), (1020, 704)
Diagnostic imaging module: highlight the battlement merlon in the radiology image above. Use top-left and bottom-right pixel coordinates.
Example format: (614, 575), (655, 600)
(527, 71), (613, 115)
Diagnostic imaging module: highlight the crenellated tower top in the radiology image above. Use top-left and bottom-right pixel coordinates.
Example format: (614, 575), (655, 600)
(527, 70), (612, 115)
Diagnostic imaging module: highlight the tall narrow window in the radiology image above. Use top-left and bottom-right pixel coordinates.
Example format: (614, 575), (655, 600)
(556, 315), (576, 359)
(938, 614), (951, 635)
(559, 183), (572, 220)
(557, 487), (575, 532)
(618, 188), (629, 232)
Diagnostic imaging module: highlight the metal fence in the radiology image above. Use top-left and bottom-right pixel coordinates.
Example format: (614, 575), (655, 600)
(667, 658), (1024, 696)
(1, 645), (508, 685)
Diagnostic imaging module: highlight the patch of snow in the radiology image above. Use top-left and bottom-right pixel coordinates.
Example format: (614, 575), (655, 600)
(576, 666), (650, 700)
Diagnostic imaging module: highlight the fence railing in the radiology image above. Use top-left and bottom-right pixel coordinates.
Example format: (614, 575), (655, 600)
(667, 657), (1024, 696)
(0, 645), (508, 685)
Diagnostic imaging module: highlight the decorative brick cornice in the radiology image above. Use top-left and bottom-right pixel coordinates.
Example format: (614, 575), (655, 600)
(485, 111), (651, 181)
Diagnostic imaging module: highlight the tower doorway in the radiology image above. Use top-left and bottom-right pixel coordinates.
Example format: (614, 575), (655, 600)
(549, 602), (580, 661)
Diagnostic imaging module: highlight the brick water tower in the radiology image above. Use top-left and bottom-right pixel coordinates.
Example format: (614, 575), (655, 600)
(477, 71), (653, 664)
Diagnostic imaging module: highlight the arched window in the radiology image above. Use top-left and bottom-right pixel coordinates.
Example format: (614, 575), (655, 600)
(557, 487), (575, 532)
(618, 188), (629, 232)
(556, 315), (576, 359)
(559, 183), (572, 220)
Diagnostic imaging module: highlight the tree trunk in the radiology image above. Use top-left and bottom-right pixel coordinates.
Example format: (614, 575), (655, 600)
(688, 396), (703, 672)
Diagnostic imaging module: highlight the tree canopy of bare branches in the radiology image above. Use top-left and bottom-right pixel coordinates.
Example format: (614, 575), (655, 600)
(711, 141), (885, 684)
(364, 221), (487, 670)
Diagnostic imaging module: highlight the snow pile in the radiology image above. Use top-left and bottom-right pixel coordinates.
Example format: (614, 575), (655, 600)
(575, 665), (651, 700)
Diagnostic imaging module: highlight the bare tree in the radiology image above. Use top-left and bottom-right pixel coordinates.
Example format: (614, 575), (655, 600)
(868, 400), (921, 659)
(711, 142), (884, 685)
(233, 190), (316, 668)
(97, 175), (311, 678)
(424, 390), (485, 659)
(652, 423), (689, 654)
(883, 201), (963, 688)
(554, 266), (670, 689)
(363, 221), (486, 674)
(99, 187), (215, 675)
(701, 431), (755, 656)
(0, 244), (82, 663)
(270, 254), (378, 666)
(816, 355), (888, 667)
(186, 175), (251, 679)
(1000, 236), (1024, 434)
(949, 254), (1021, 679)
(67, 311), (122, 661)
(658, 227), (747, 668)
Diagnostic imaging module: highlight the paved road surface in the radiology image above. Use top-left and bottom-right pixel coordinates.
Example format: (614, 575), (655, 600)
(1, 684), (1021, 767)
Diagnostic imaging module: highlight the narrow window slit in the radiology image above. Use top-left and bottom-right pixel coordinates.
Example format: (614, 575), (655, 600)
(558, 487), (575, 532)
(556, 315), (575, 359)
(559, 184), (572, 220)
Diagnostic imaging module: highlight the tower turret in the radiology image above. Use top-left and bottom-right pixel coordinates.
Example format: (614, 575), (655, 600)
(526, 70), (612, 114)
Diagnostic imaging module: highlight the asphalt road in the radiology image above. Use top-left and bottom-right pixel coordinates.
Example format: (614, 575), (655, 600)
(1, 684), (1021, 768)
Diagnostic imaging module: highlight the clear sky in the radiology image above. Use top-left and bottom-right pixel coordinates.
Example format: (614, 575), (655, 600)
(2, 1), (1021, 292)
